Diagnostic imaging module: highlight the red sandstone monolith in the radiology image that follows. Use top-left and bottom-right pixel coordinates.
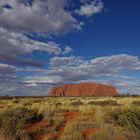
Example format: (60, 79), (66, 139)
(49, 83), (117, 96)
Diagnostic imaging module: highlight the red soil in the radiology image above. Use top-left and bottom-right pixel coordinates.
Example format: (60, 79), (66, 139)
(25, 111), (80, 140)
(60, 111), (81, 123)
(24, 111), (104, 140)
(34, 131), (63, 140)
(116, 137), (127, 140)
(82, 128), (100, 140)
(34, 134), (49, 140)
(29, 124), (64, 140)
(25, 121), (48, 133)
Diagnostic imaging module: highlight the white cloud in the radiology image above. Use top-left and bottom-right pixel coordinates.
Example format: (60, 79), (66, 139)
(23, 76), (62, 86)
(0, 0), (81, 34)
(50, 56), (87, 66)
(107, 77), (140, 94)
(0, 28), (61, 55)
(90, 54), (140, 71)
(50, 54), (140, 78)
(47, 54), (140, 92)
(0, 62), (18, 95)
(0, 63), (15, 74)
(63, 46), (73, 55)
(0, 0), (104, 67)
(13, 54), (140, 95)
(0, 28), (61, 66)
(1, 54), (140, 95)
(77, 0), (103, 17)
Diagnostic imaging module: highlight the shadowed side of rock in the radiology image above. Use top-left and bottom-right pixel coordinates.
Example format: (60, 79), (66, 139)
(49, 83), (117, 97)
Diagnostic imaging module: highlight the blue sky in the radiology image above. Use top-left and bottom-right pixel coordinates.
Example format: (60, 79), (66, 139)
(0, 0), (140, 95)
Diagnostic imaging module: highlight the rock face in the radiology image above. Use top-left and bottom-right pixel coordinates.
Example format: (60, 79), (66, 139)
(49, 83), (117, 96)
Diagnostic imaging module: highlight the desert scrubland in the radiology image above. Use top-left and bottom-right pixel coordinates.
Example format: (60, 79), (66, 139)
(0, 96), (140, 140)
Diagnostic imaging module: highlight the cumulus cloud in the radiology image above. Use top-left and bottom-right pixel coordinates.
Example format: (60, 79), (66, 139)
(62, 46), (73, 55)
(50, 54), (140, 78)
(77, 0), (103, 17)
(11, 54), (140, 95)
(0, 62), (18, 95)
(0, 63), (15, 74)
(0, 0), (104, 68)
(1, 54), (140, 95)
(0, 0), (81, 34)
(0, 28), (61, 55)
(23, 76), (62, 86)
(50, 56), (87, 66)
(106, 77), (140, 94)
(0, 28), (61, 66)
(90, 54), (140, 72)
(0, 0), (101, 67)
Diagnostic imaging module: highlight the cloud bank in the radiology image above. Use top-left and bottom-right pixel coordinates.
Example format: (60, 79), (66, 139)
(0, 0), (81, 34)
(1, 54), (140, 95)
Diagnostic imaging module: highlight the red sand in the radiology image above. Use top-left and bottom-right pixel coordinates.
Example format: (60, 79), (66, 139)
(33, 124), (65, 140)
(82, 128), (100, 140)
(60, 111), (80, 123)
(25, 121), (48, 133)
(25, 111), (80, 140)
(25, 111), (109, 140)
(30, 111), (80, 140)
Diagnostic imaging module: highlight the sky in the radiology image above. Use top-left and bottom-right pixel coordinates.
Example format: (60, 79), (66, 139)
(0, 0), (140, 96)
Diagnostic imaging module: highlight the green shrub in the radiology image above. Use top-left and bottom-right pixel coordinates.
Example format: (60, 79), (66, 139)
(70, 101), (83, 106)
(33, 99), (42, 103)
(92, 129), (111, 140)
(88, 100), (119, 106)
(55, 102), (62, 106)
(60, 124), (84, 140)
(22, 102), (32, 106)
(13, 100), (19, 104)
(0, 107), (42, 140)
(132, 101), (140, 106)
(131, 94), (140, 98)
(105, 108), (140, 132)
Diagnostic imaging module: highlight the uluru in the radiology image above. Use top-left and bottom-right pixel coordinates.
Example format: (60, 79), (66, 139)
(49, 83), (117, 97)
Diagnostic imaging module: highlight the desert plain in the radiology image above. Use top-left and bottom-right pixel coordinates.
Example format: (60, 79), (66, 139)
(0, 96), (140, 140)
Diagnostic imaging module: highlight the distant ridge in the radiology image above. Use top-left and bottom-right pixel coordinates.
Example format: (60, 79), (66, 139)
(49, 83), (117, 97)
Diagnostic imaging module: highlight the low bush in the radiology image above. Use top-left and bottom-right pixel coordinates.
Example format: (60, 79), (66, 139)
(13, 100), (19, 104)
(132, 101), (140, 106)
(60, 124), (84, 140)
(88, 100), (119, 106)
(104, 108), (140, 133)
(70, 101), (83, 106)
(0, 107), (42, 140)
